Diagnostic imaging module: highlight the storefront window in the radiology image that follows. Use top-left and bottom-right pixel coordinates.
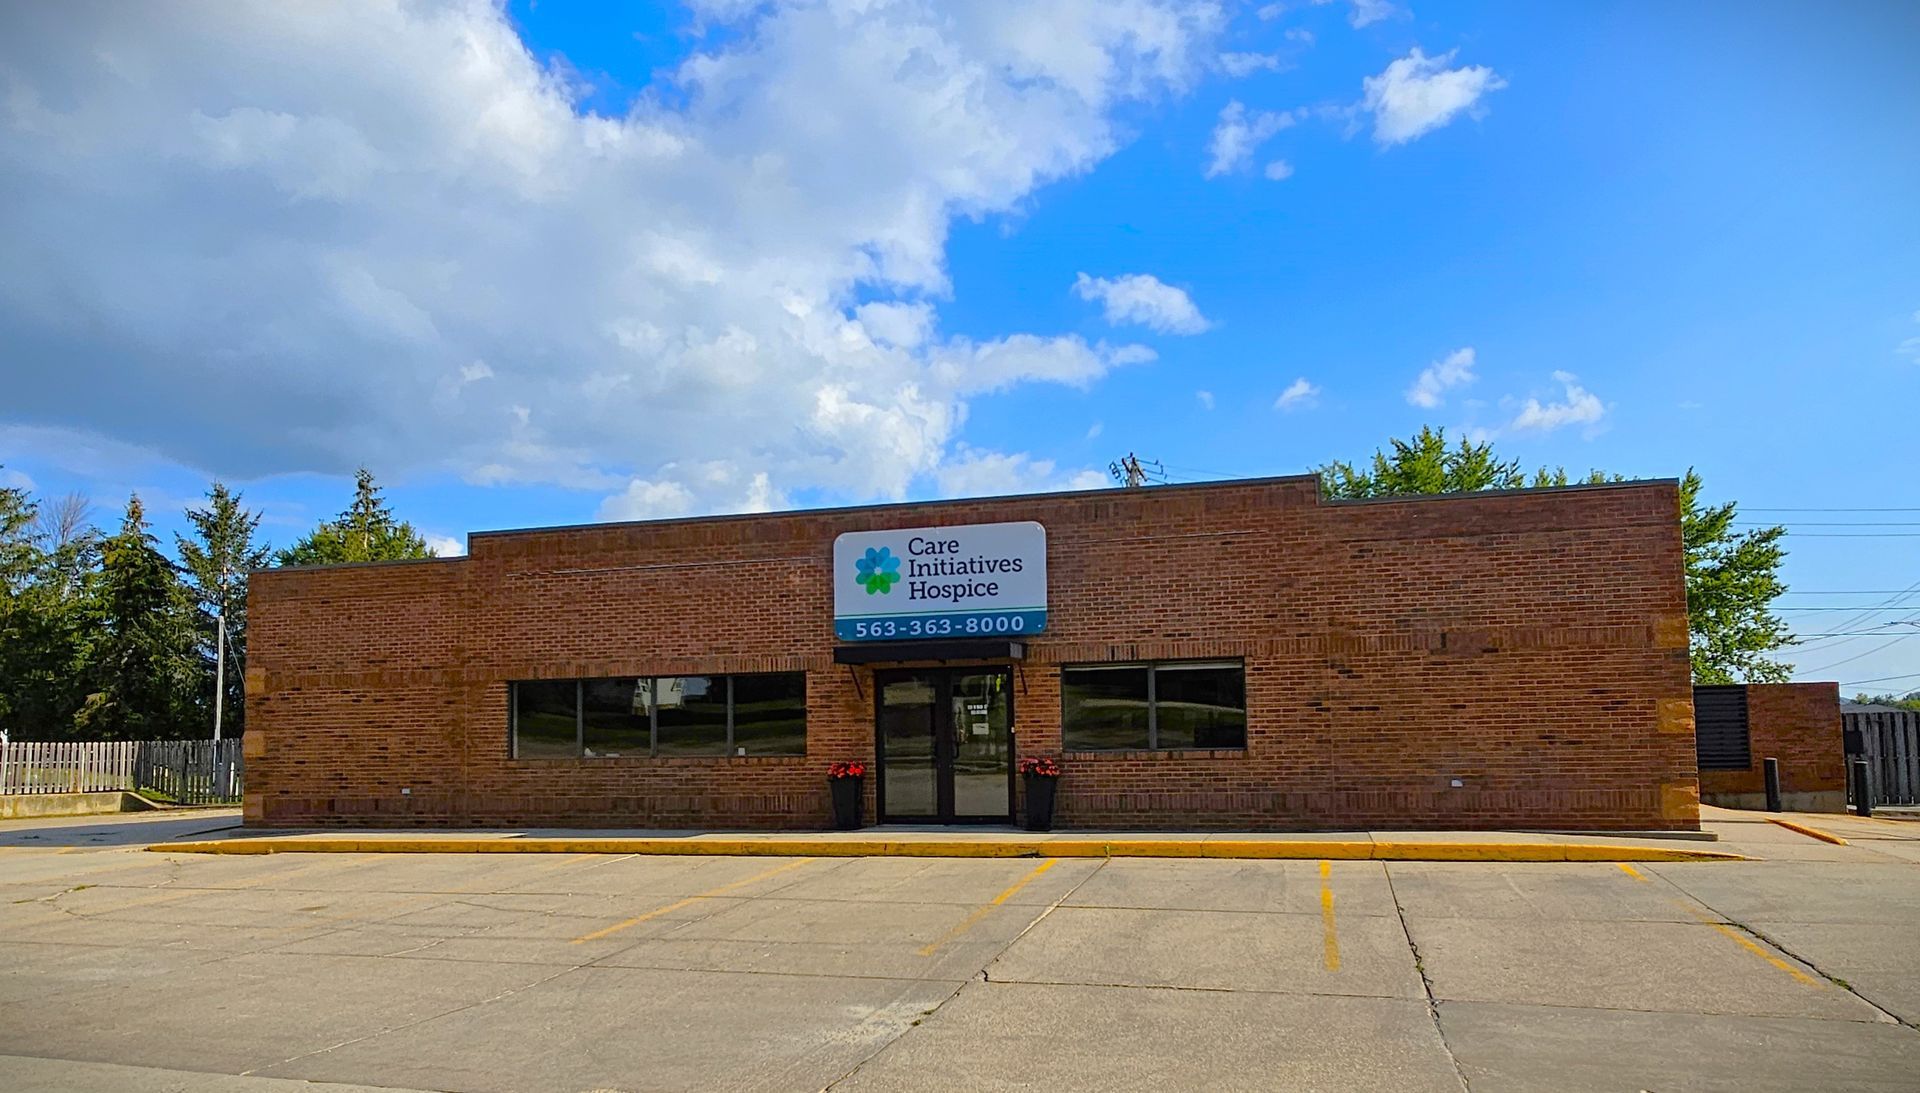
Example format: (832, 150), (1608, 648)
(1061, 661), (1246, 751)
(582, 678), (651, 757)
(511, 673), (807, 759)
(512, 680), (578, 758)
(1153, 664), (1247, 750)
(1061, 666), (1152, 750)
(732, 673), (808, 756)
(655, 676), (729, 756)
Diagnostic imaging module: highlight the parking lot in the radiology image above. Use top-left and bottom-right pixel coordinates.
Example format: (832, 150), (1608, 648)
(0, 811), (1916, 1092)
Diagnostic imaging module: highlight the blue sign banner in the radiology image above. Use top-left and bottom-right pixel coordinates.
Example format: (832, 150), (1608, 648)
(832, 521), (1047, 642)
(834, 608), (1047, 642)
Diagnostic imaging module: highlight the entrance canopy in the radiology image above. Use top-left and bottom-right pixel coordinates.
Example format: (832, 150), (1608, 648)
(832, 639), (1026, 665)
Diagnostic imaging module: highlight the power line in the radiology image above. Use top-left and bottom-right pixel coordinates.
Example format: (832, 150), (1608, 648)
(1739, 521), (1920, 527)
(1745, 507), (1920, 512)
(1800, 633), (1920, 673)
(1777, 606), (1920, 611)
(1840, 671), (1920, 686)
(1782, 591), (1920, 595)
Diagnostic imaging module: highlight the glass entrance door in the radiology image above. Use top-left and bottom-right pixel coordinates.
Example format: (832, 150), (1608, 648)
(876, 668), (1013, 823)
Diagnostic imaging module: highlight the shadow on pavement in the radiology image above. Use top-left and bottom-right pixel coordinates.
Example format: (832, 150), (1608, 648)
(0, 809), (243, 848)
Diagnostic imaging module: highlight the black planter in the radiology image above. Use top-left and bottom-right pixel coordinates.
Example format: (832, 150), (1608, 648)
(829, 776), (865, 830)
(1023, 774), (1059, 832)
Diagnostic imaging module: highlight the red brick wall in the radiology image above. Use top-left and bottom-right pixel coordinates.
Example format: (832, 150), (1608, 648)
(1698, 683), (1844, 812)
(246, 476), (1698, 831)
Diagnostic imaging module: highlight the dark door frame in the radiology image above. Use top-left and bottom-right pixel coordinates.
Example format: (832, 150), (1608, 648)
(873, 666), (1016, 825)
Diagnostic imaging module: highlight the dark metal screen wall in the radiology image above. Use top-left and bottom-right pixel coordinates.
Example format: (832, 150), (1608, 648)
(1693, 685), (1752, 771)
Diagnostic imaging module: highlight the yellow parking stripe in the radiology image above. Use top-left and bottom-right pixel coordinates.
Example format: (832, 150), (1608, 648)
(1319, 860), (1340, 972)
(1616, 860), (1820, 987)
(917, 859), (1059, 957)
(570, 857), (813, 944)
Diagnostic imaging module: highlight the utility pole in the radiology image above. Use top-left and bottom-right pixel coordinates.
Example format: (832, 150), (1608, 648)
(212, 601), (226, 743)
(1108, 452), (1163, 488)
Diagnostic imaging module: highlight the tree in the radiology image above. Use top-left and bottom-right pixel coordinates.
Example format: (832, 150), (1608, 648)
(176, 483), (271, 735)
(0, 473), (47, 732)
(1317, 425), (1610, 498)
(275, 468), (433, 566)
(1680, 470), (1792, 684)
(0, 473), (100, 739)
(1853, 691), (1920, 711)
(1315, 428), (1794, 684)
(74, 495), (201, 739)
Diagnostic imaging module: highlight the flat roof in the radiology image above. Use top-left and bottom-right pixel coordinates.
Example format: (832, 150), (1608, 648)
(262, 473), (1677, 575)
(467, 473), (1677, 543)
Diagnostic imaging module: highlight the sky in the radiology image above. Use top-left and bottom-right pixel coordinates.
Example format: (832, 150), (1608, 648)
(0, 0), (1915, 691)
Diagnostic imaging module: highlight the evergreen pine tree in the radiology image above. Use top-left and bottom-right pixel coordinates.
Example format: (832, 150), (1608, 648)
(275, 468), (432, 566)
(176, 483), (271, 735)
(76, 495), (200, 739)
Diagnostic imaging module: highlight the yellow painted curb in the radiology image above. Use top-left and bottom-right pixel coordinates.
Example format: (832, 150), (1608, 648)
(1764, 818), (1848, 846)
(151, 837), (1747, 862)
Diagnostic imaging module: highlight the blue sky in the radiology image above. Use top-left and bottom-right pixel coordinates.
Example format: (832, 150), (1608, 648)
(0, 1), (1915, 689)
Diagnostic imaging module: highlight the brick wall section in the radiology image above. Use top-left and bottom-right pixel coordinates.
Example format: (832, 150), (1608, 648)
(1698, 682), (1844, 812)
(246, 475), (1698, 831)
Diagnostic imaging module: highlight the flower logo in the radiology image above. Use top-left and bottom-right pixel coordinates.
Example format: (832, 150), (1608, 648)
(855, 545), (901, 595)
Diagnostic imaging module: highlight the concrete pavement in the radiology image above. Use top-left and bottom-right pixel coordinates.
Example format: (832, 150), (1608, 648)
(0, 808), (1913, 1091)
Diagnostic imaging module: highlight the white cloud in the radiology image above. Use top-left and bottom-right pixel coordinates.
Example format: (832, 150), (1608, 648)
(1219, 52), (1281, 77)
(933, 447), (1109, 499)
(1085, 421), (1104, 440)
(1506, 371), (1606, 434)
(1072, 273), (1211, 335)
(0, 1), (1224, 517)
(1900, 311), (1920, 363)
(424, 533), (466, 557)
(1405, 347), (1477, 408)
(1346, 0), (1399, 28)
(1263, 159), (1294, 180)
(1196, 389), (1215, 410)
(1285, 28), (1315, 44)
(1257, 2), (1287, 19)
(1274, 377), (1319, 410)
(1205, 100), (1295, 177)
(0, 467), (35, 491)
(1360, 48), (1506, 146)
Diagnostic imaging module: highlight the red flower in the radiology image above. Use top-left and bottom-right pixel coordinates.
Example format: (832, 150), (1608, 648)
(828, 761), (867, 780)
(1018, 756), (1061, 778)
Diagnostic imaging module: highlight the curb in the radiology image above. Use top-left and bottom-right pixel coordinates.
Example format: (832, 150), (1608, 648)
(150, 837), (1749, 863)
(1763, 818), (1849, 846)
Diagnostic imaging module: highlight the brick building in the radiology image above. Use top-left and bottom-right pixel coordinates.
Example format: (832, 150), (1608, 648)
(1695, 682), (1845, 812)
(245, 475), (1700, 832)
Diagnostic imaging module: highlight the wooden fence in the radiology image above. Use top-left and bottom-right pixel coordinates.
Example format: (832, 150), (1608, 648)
(1845, 707), (1920, 807)
(0, 740), (244, 804)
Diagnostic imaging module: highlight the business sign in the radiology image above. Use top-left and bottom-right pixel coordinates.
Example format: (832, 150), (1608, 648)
(832, 521), (1046, 641)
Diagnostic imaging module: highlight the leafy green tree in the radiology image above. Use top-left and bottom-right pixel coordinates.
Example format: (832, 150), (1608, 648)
(176, 483), (271, 735)
(275, 468), (432, 566)
(1681, 471), (1792, 684)
(0, 476), (101, 739)
(1853, 691), (1920, 711)
(74, 495), (201, 739)
(1315, 428), (1794, 684)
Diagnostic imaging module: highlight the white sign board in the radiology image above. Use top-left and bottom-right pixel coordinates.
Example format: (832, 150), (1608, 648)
(832, 521), (1047, 641)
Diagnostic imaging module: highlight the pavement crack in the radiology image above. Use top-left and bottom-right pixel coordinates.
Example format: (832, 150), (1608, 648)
(1638, 866), (1918, 1032)
(1384, 863), (1472, 1093)
(819, 859), (1110, 1091)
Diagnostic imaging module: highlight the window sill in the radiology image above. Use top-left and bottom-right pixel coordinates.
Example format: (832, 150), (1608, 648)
(1060, 748), (1247, 760)
(509, 754), (810, 766)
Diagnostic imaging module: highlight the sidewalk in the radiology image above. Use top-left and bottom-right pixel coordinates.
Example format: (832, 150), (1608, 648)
(157, 824), (1748, 862)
